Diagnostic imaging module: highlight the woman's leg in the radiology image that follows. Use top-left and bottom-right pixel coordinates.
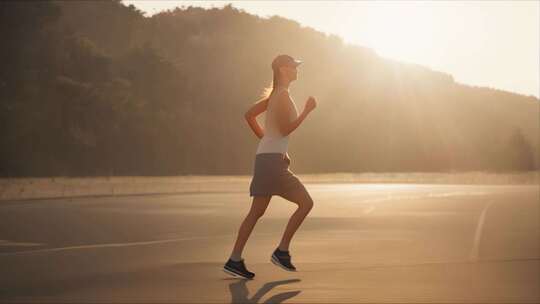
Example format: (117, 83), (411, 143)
(277, 187), (314, 251)
(229, 195), (272, 260)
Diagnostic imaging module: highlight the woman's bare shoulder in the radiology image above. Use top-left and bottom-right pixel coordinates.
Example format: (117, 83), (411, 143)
(274, 88), (291, 101)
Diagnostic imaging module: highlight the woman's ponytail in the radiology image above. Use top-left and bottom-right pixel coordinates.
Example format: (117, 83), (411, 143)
(260, 67), (279, 99)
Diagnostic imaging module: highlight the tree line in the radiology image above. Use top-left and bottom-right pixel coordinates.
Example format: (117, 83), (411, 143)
(0, 0), (538, 177)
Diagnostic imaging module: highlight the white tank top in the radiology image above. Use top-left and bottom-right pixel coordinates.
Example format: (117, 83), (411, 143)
(255, 86), (298, 155)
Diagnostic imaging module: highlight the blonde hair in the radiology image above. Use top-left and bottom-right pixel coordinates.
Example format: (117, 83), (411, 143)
(260, 67), (280, 99)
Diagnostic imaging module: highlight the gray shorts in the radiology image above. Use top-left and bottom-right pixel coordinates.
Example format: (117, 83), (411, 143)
(249, 153), (307, 198)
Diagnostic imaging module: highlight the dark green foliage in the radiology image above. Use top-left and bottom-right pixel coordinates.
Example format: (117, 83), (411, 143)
(0, 1), (538, 176)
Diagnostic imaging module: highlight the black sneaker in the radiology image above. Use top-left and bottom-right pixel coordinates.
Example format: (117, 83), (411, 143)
(271, 248), (297, 271)
(223, 258), (255, 279)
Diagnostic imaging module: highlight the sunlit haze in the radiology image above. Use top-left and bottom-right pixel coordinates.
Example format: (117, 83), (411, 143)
(124, 0), (539, 98)
(2, 1), (540, 301)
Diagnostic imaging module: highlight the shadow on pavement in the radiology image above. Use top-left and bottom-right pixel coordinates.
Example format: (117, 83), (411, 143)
(225, 278), (301, 304)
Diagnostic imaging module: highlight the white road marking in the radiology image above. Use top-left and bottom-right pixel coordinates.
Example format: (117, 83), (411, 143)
(0, 240), (43, 247)
(363, 206), (376, 214)
(0, 232), (274, 256)
(469, 200), (495, 261)
(0, 190), (493, 258)
(360, 191), (488, 204)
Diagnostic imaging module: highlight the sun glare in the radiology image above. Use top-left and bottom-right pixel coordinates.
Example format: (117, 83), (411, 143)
(344, 2), (438, 64)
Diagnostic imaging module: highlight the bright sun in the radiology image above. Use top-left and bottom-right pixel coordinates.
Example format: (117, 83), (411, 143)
(342, 3), (438, 64)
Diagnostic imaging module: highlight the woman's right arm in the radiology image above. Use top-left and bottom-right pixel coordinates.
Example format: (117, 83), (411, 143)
(244, 97), (269, 139)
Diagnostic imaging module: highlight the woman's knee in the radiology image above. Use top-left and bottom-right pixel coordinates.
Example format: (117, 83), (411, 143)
(279, 188), (314, 212)
(299, 195), (314, 212)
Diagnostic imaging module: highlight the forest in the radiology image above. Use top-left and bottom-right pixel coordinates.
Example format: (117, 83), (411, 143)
(1, 0), (538, 176)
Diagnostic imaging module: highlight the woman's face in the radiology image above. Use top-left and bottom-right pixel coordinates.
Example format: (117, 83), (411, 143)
(280, 65), (298, 82)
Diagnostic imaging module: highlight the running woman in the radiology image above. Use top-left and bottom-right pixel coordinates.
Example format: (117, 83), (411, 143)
(223, 54), (317, 279)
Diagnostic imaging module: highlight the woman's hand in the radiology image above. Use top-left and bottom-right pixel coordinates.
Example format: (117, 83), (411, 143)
(304, 96), (317, 114)
(244, 96), (269, 139)
(244, 113), (265, 139)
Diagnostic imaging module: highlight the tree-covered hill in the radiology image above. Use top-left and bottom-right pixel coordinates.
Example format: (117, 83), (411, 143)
(1, 0), (538, 176)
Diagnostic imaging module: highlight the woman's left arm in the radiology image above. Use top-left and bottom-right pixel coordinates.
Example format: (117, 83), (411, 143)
(244, 97), (269, 139)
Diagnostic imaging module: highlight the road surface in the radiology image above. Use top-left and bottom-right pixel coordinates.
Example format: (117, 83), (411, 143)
(0, 183), (538, 303)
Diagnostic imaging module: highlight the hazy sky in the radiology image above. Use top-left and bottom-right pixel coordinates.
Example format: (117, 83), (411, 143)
(123, 0), (539, 98)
